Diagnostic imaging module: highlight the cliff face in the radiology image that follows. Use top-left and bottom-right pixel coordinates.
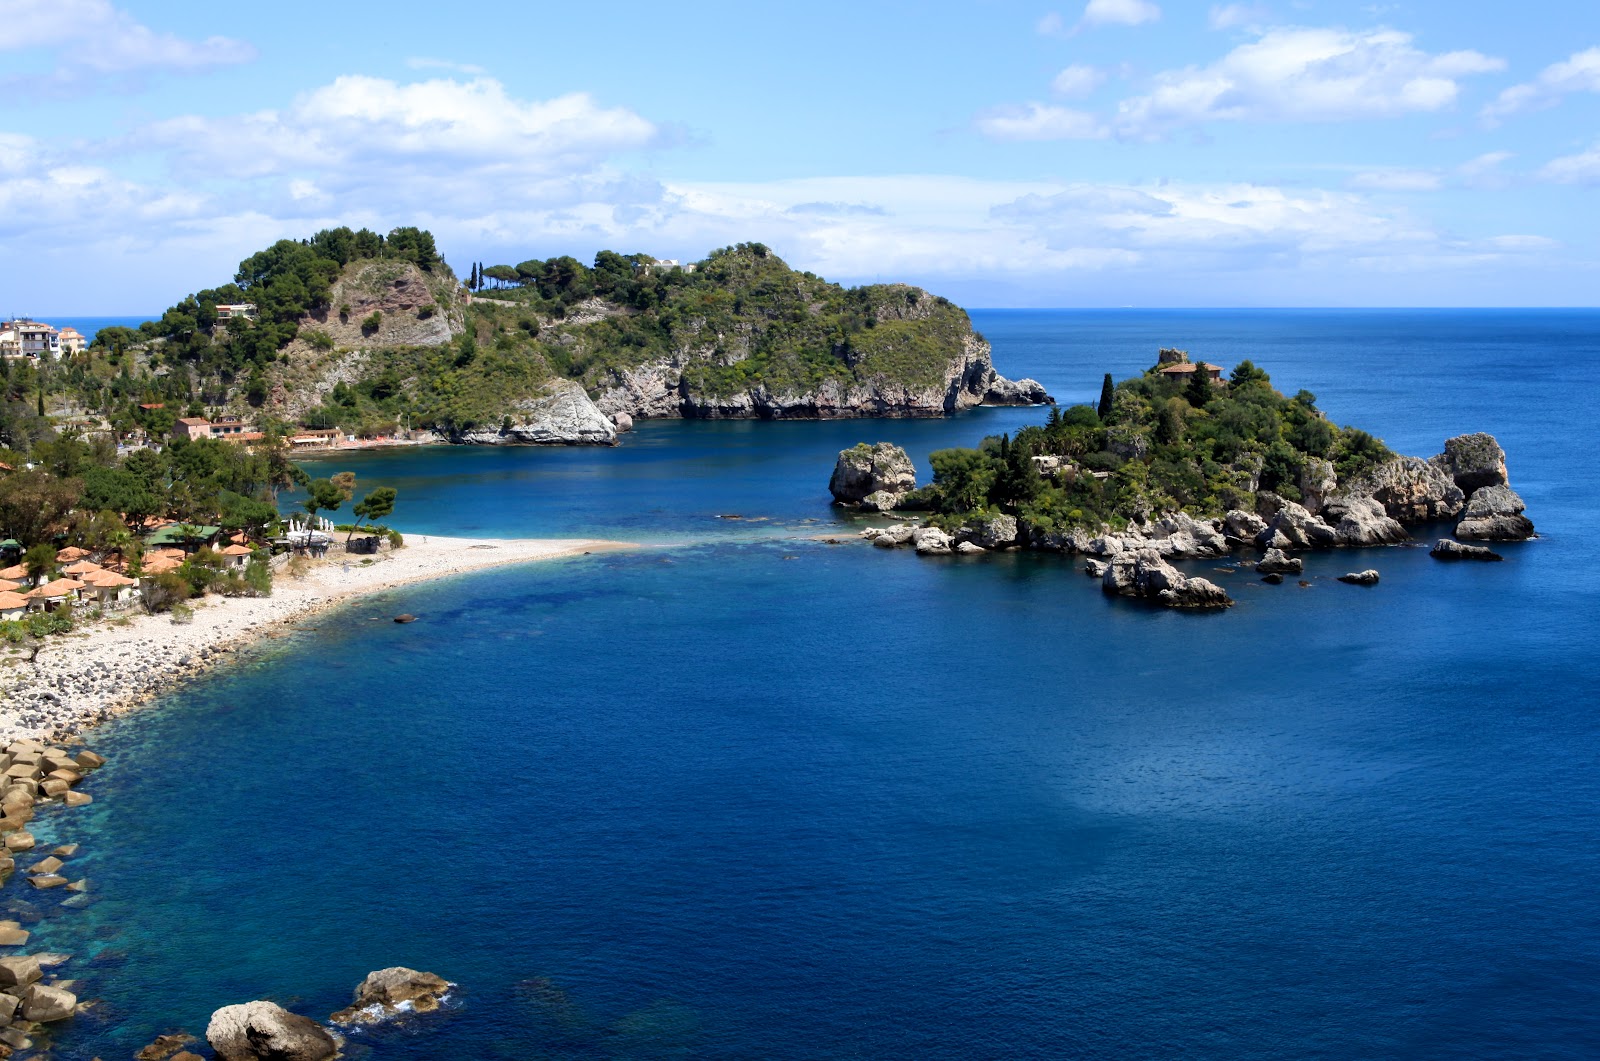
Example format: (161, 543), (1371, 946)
(299, 259), (464, 349)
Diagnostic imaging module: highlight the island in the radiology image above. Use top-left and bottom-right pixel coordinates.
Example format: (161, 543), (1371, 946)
(832, 350), (1535, 608)
(62, 229), (1048, 449)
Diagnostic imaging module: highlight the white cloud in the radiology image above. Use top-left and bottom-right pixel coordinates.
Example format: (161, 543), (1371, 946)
(132, 76), (662, 198)
(1208, 4), (1271, 30)
(1051, 64), (1108, 97)
(1348, 169), (1443, 191)
(1540, 142), (1600, 185)
(1480, 46), (1600, 126)
(974, 103), (1109, 141)
(1112, 27), (1504, 138)
(1082, 0), (1162, 28)
(0, 0), (253, 91)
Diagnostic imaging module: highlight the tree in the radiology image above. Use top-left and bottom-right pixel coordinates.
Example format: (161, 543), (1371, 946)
(0, 470), (81, 547)
(347, 487), (397, 541)
(1230, 360), (1270, 388)
(300, 478), (347, 525)
(330, 471), (356, 502)
(1186, 365), (1212, 408)
(23, 543), (56, 584)
(1098, 373), (1115, 421)
(930, 448), (1000, 513)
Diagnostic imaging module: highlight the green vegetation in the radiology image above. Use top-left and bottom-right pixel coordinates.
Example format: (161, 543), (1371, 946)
(904, 358), (1394, 536)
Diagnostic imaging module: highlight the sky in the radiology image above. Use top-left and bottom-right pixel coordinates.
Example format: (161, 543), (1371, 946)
(2, 0), (1599, 312)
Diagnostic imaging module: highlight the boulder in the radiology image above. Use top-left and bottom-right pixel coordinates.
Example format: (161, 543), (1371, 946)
(1102, 548), (1233, 609)
(1083, 559), (1108, 578)
(27, 875), (67, 890)
(828, 443), (917, 505)
(610, 410), (634, 433)
(957, 514), (1019, 550)
(1255, 549), (1303, 575)
(136, 1034), (199, 1061)
(1343, 456), (1465, 522)
(0, 956), (40, 988)
(18, 982), (75, 1022)
(3, 833), (33, 853)
(74, 751), (106, 771)
(1432, 433), (1509, 492)
(1223, 509), (1267, 544)
(1255, 501), (1339, 551)
(1338, 570), (1381, 585)
(0, 926), (28, 947)
(330, 967), (451, 1026)
(63, 791), (92, 807)
(451, 379), (618, 446)
(864, 523), (917, 548)
(982, 376), (1053, 406)
(1454, 485), (1535, 541)
(1431, 539), (1503, 562)
(206, 1001), (340, 1061)
(1146, 513), (1228, 558)
(954, 541), (985, 555)
(1322, 495), (1409, 547)
(26, 857), (61, 876)
(858, 490), (904, 513)
(1299, 457), (1337, 515)
(1261, 572), (1284, 585)
(911, 527), (953, 555)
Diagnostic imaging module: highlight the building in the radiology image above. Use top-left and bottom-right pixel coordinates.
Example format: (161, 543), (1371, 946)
(0, 591), (27, 621)
(82, 569), (139, 607)
(1158, 361), (1224, 382)
(0, 320), (61, 360)
(208, 415), (250, 437)
(289, 427), (346, 449)
(58, 327), (86, 355)
(215, 304), (258, 322)
(174, 417), (212, 441)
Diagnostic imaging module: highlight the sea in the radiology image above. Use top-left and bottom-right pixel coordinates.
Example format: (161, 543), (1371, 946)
(22, 310), (1600, 1060)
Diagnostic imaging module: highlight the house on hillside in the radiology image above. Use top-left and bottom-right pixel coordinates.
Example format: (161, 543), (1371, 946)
(174, 417), (212, 441)
(1155, 348), (1223, 383)
(58, 327), (86, 355)
(215, 304), (257, 322)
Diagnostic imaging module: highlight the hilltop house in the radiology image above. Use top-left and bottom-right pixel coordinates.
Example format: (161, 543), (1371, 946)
(1155, 348), (1223, 383)
(0, 320), (61, 360)
(58, 327), (86, 355)
(215, 304), (257, 322)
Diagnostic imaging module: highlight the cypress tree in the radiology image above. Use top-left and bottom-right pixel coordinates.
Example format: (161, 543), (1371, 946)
(1097, 373), (1115, 421)
(1187, 363), (1212, 407)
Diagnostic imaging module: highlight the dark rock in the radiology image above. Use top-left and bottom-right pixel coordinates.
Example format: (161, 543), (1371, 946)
(1430, 539), (1503, 561)
(1255, 548), (1303, 575)
(1432, 432), (1509, 492)
(393, 614), (417, 624)
(1261, 573), (1284, 584)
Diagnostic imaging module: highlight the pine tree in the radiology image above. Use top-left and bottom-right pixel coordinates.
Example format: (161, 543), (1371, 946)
(1186, 363), (1212, 407)
(1098, 373), (1115, 421)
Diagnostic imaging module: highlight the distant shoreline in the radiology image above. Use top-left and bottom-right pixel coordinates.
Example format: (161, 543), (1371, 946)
(0, 536), (638, 743)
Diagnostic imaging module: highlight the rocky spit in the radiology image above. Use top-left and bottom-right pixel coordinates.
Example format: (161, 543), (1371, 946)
(0, 536), (635, 745)
(839, 432), (1534, 609)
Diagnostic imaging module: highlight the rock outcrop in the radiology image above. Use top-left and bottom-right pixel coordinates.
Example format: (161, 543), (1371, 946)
(1344, 456), (1464, 522)
(829, 444), (917, 507)
(450, 380), (617, 446)
(1338, 570), (1381, 585)
(1431, 539), (1504, 561)
(1102, 549), (1232, 609)
(207, 1001), (340, 1061)
(911, 527), (953, 555)
(1255, 501), (1340, 551)
(1454, 485), (1535, 541)
(957, 514), (1019, 550)
(1255, 548), (1303, 575)
(330, 967), (452, 1026)
(1321, 495), (1409, 547)
(1432, 432), (1509, 493)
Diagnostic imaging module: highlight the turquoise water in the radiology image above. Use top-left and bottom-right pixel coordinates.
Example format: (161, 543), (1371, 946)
(25, 310), (1600, 1059)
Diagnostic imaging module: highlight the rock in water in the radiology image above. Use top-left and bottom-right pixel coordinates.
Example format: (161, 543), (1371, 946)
(393, 614), (417, 624)
(207, 1001), (340, 1061)
(1321, 496), (1409, 547)
(958, 514), (1019, 550)
(1102, 549), (1232, 609)
(911, 527), (953, 555)
(829, 443), (917, 505)
(1338, 570), (1381, 585)
(1454, 485), (1535, 541)
(1343, 456), (1464, 522)
(1261, 573), (1284, 585)
(1432, 433), (1509, 493)
(18, 982), (76, 1021)
(1430, 539), (1504, 562)
(1255, 548), (1303, 575)
(330, 967), (452, 1025)
(1255, 501), (1340, 551)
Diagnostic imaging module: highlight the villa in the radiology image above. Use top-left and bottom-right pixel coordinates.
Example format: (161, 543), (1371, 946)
(215, 303), (257, 322)
(0, 591), (26, 621)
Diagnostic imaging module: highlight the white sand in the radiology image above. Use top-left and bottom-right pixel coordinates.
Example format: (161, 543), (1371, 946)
(0, 536), (635, 742)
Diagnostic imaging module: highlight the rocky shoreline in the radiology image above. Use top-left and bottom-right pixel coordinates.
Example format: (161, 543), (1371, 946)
(0, 537), (637, 745)
(837, 432), (1535, 609)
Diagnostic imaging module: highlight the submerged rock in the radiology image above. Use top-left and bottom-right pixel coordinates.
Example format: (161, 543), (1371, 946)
(829, 443), (917, 505)
(330, 967), (452, 1026)
(1430, 539), (1504, 562)
(1102, 549), (1232, 609)
(1454, 485), (1535, 541)
(207, 1001), (340, 1061)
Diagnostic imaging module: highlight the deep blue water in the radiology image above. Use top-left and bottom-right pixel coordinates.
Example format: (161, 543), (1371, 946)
(44, 316), (152, 344)
(23, 310), (1600, 1060)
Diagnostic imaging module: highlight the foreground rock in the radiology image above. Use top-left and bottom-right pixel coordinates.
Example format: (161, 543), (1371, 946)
(1431, 539), (1503, 562)
(1102, 550), (1232, 609)
(331, 967), (452, 1025)
(1345, 456), (1464, 522)
(1432, 432), (1508, 492)
(451, 380), (617, 446)
(1454, 485), (1535, 541)
(207, 1001), (340, 1061)
(829, 443), (917, 508)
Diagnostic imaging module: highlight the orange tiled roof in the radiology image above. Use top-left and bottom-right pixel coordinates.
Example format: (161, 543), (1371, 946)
(221, 544), (253, 556)
(0, 579), (18, 593)
(61, 559), (103, 575)
(0, 592), (28, 611)
(56, 547), (89, 562)
(84, 570), (137, 588)
(141, 555), (183, 574)
(28, 578), (84, 598)
(1158, 361), (1222, 375)
(0, 564), (27, 580)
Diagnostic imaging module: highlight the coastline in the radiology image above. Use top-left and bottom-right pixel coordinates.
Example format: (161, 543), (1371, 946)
(0, 536), (637, 744)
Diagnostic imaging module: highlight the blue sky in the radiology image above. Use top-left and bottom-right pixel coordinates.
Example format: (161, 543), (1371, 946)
(3, 0), (1598, 312)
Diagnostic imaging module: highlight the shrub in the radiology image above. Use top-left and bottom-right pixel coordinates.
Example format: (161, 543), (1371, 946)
(304, 329), (335, 351)
(142, 571), (191, 613)
(418, 305), (436, 319)
(385, 528), (404, 549)
(360, 311), (382, 336)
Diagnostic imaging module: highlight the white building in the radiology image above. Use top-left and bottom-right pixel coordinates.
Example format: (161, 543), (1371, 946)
(0, 320), (61, 360)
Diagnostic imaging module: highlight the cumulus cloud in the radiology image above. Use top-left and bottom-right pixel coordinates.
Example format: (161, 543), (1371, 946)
(975, 103), (1109, 140)
(1208, 4), (1271, 30)
(0, 0), (253, 93)
(1540, 142), (1600, 185)
(1051, 64), (1108, 98)
(130, 75), (663, 205)
(1081, 0), (1162, 28)
(1480, 46), (1600, 126)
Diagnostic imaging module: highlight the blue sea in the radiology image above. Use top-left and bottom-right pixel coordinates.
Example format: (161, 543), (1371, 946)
(23, 310), (1600, 1060)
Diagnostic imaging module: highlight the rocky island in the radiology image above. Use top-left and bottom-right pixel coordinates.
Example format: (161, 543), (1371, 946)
(97, 232), (1047, 448)
(833, 350), (1534, 608)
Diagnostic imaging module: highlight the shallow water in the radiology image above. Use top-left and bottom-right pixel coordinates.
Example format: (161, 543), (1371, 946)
(28, 309), (1600, 1060)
